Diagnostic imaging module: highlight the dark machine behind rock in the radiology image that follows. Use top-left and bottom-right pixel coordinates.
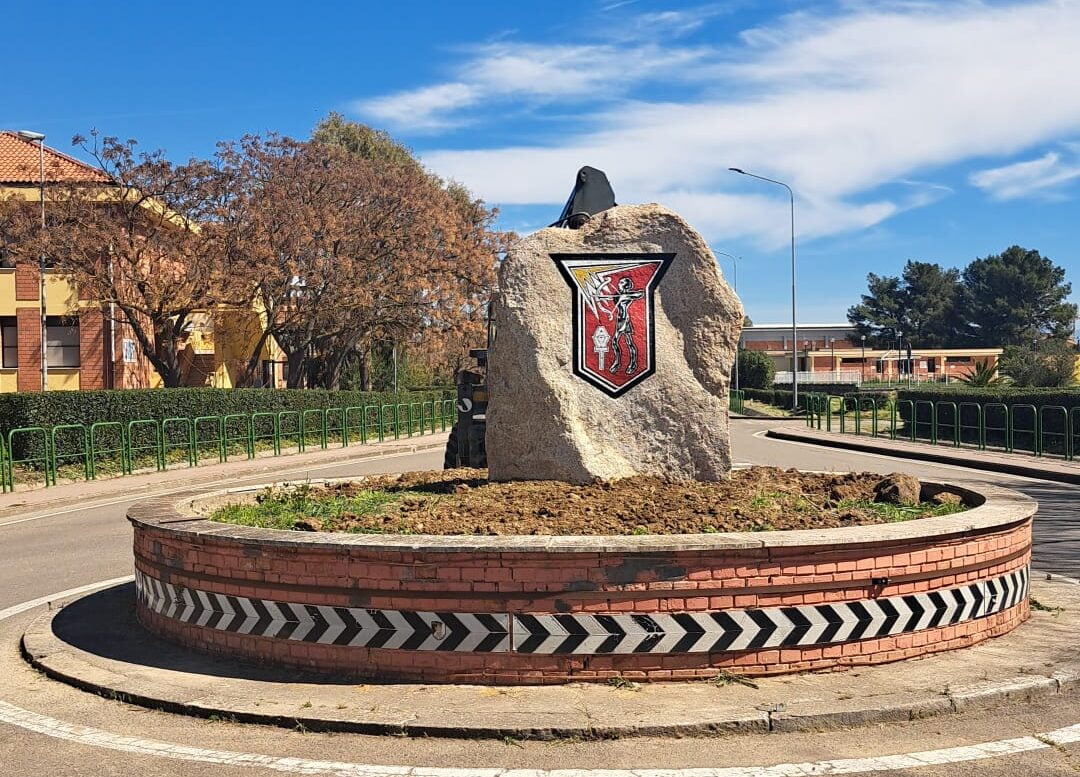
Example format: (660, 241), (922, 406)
(443, 166), (617, 469)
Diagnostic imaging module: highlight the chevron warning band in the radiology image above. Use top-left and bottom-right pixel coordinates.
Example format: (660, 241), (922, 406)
(136, 566), (1027, 656)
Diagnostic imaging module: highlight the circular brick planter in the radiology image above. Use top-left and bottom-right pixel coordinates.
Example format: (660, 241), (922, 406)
(129, 479), (1034, 685)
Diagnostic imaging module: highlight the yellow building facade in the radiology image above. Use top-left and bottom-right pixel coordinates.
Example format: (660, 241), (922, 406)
(0, 130), (284, 392)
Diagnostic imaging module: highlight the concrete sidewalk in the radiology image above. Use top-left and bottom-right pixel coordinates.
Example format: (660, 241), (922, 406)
(768, 425), (1080, 484)
(0, 432), (448, 520)
(22, 577), (1080, 740)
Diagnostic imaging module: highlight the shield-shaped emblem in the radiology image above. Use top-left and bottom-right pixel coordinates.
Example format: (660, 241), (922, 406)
(552, 253), (674, 397)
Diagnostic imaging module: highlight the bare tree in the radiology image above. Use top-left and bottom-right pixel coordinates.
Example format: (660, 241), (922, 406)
(1, 132), (224, 387)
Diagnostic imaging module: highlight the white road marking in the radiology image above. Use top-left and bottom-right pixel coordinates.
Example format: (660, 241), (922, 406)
(0, 444), (443, 528)
(1, 580), (1078, 775)
(0, 576), (134, 622)
(0, 698), (1076, 776)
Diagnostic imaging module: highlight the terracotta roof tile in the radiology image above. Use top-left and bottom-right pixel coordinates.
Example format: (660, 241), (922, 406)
(0, 131), (111, 185)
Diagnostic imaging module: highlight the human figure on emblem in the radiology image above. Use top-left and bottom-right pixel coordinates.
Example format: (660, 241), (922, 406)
(600, 276), (645, 374)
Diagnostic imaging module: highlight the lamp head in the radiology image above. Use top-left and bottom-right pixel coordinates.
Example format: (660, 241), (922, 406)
(728, 167), (745, 174)
(17, 130), (45, 141)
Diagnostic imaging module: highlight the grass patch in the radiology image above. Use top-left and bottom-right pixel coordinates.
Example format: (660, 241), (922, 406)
(1030, 597), (1064, 615)
(743, 400), (794, 418)
(750, 490), (786, 509)
(209, 483), (434, 533)
(706, 670), (759, 689)
(836, 498), (966, 523)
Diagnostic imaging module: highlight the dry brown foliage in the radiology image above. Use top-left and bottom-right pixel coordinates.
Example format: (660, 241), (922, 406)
(0, 123), (508, 390)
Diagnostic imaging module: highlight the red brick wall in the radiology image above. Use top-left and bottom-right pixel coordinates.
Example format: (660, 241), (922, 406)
(16, 307), (41, 391)
(14, 260), (39, 301)
(132, 510), (1032, 684)
(78, 307), (107, 390)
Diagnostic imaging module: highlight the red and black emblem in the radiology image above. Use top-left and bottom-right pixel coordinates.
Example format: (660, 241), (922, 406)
(552, 253), (674, 397)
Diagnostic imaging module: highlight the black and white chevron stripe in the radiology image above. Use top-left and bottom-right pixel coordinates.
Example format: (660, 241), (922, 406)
(135, 570), (511, 652)
(136, 565), (1027, 656)
(511, 566), (1028, 654)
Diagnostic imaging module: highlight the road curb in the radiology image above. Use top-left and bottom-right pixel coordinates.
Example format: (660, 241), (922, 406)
(19, 580), (1080, 740)
(766, 427), (1080, 485)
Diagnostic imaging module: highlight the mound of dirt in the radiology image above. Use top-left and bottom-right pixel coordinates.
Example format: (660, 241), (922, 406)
(228, 467), (967, 536)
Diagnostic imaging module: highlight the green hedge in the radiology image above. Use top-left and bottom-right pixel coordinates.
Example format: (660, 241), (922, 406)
(896, 386), (1080, 409)
(744, 388), (795, 407)
(894, 387), (1080, 452)
(0, 387), (452, 435)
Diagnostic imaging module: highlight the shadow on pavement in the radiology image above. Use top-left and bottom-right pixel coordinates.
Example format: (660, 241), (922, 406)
(49, 583), (365, 686)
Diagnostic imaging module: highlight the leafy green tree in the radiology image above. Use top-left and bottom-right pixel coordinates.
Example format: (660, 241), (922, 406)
(847, 273), (902, 348)
(899, 261), (964, 347)
(847, 261), (963, 348)
(962, 246), (1077, 346)
(999, 341), (1077, 387)
(737, 349), (774, 389)
(311, 112), (421, 171)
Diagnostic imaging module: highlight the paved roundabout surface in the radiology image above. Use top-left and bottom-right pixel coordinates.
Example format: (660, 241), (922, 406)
(2, 422), (1079, 776)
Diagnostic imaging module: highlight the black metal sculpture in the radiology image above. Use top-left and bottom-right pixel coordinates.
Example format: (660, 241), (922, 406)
(550, 166), (616, 229)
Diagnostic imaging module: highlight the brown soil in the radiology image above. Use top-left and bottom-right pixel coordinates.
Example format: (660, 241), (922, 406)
(266, 468), (965, 536)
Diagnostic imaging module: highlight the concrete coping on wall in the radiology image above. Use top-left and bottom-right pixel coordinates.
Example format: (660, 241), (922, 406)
(127, 477), (1036, 555)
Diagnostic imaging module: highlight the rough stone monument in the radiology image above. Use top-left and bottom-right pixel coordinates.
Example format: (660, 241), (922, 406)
(487, 203), (743, 483)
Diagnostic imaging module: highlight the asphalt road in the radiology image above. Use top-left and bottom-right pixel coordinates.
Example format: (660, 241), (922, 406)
(0, 419), (1077, 776)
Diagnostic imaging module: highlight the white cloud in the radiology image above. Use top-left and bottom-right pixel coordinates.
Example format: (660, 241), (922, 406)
(355, 41), (709, 131)
(360, 1), (1080, 245)
(356, 83), (478, 132)
(970, 151), (1080, 200)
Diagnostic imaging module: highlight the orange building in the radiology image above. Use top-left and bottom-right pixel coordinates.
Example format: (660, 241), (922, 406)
(741, 323), (1003, 384)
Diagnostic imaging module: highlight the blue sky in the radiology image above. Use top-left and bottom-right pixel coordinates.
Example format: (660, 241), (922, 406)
(4, 0), (1080, 326)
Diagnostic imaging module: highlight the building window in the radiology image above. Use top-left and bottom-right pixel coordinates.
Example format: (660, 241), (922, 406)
(0, 317), (16, 368)
(46, 316), (80, 367)
(260, 360), (275, 388)
(946, 355), (972, 364)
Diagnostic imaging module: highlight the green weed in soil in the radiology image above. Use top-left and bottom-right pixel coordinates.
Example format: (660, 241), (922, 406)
(836, 498), (966, 523)
(210, 483), (434, 533)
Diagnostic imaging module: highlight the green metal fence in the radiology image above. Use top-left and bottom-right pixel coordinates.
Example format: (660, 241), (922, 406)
(729, 390), (745, 414)
(0, 393), (453, 493)
(803, 391), (1080, 463)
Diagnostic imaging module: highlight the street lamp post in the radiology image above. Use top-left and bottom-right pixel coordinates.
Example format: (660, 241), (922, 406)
(17, 130), (47, 392)
(860, 335), (866, 384)
(715, 250), (740, 392)
(729, 167), (797, 410)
